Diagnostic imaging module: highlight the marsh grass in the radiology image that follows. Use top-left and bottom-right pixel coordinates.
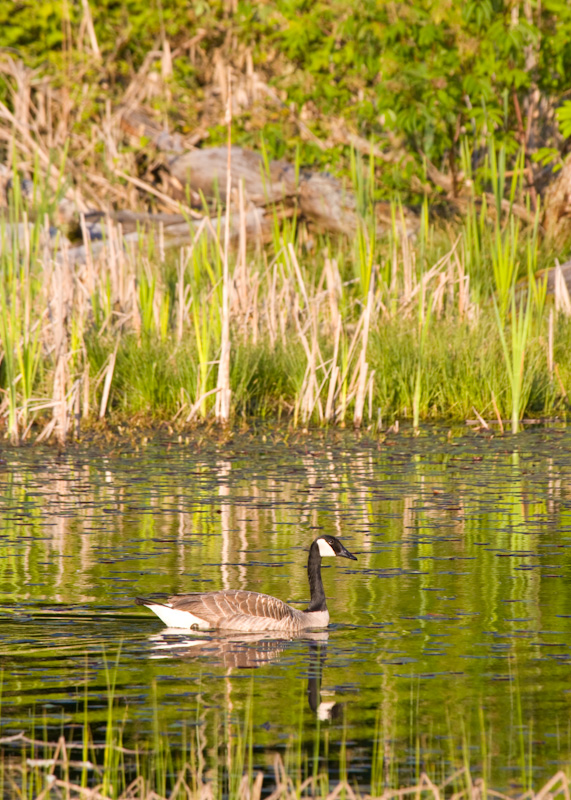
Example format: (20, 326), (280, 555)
(494, 293), (533, 435)
(1, 702), (570, 800)
(0, 134), (571, 441)
(0, 649), (568, 800)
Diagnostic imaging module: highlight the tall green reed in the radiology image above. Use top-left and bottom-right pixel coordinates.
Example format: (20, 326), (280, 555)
(0, 280), (19, 443)
(412, 290), (433, 430)
(491, 216), (520, 322)
(102, 645), (123, 798)
(0, 240), (43, 442)
(493, 290), (533, 434)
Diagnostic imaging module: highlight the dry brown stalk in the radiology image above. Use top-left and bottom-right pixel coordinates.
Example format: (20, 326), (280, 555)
(554, 262), (571, 315)
(250, 272), (260, 344)
(0, 731), (138, 754)
(292, 294), (327, 423)
(49, 778), (113, 800)
(215, 67), (233, 424)
(535, 770), (571, 800)
(554, 363), (569, 403)
(325, 312), (342, 422)
(113, 169), (202, 219)
(99, 342), (118, 419)
(79, 0), (102, 61)
(304, 356), (328, 423)
(50, 260), (71, 444)
(85, 170), (132, 206)
(548, 308), (554, 377)
(79, 213), (95, 279)
(324, 257), (342, 323)
(120, 51), (163, 110)
(236, 178), (248, 316)
(437, 768), (468, 789)
(287, 242), (311, 310)
(187, 388), (222, 423)
(491, 391), (505, 433)
(283, 244), (323, 421)
(329, 781), (358, 800)
(472, 406), (490, 430)
(335, 312), (364, 396)
(0, 96), (84, 208)
(398, 236), (461, 317)
(367, 368), (375, 421)
(431, 272), (447, 317)
(2, 744), (571, 800)
(354, 272), (375, 428)
(483, 789), (521, 800)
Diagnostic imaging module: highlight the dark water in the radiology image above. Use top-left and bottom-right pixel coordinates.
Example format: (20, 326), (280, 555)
(2, 426), (571, 791)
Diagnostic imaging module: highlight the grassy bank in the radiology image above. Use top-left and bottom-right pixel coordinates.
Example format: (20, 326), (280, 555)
(1, 150), (570, 443)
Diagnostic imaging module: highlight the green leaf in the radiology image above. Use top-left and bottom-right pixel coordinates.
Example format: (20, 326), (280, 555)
(556, 100), (571, 139)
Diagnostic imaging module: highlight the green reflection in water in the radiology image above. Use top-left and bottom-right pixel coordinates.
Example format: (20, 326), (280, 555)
(2, 427), (571, 791)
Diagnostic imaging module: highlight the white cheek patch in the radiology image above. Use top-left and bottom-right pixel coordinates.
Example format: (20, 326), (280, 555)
(317, 538), (337, 557)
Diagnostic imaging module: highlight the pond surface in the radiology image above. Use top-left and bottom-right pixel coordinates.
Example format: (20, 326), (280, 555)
(2, 426), (571, 792)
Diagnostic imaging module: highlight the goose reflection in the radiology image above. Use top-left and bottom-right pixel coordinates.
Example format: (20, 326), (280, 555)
(147, 630), (342, 719)
(306, 639), (343, 721)
(147, 628), (305, 668)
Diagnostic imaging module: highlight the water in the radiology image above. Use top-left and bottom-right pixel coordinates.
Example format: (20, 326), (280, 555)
(2, 426), (571, 791)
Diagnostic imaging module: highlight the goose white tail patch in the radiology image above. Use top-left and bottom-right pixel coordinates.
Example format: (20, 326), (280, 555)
(317, 538), (337, 557)
(144, 603), (210, 630)
(147, 635), (209, 658)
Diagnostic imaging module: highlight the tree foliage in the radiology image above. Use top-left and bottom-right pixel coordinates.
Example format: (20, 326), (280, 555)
(0, 0), (570, 188)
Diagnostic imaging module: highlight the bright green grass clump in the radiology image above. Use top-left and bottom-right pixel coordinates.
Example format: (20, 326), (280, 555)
(81, 310), (567, 430)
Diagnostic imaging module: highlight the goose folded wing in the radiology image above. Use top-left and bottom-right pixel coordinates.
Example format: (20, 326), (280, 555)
(168, 590), (297, 624)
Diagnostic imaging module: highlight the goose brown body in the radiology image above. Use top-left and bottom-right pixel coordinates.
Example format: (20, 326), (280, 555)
(146, 589), (328, 632)
(136, 536), (357, 632)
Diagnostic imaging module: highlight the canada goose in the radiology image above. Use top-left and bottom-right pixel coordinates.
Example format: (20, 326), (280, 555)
(136, 535), (357, 632)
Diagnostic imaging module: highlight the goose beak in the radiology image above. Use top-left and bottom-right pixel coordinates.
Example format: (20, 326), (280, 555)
(339, 544), (357, 561)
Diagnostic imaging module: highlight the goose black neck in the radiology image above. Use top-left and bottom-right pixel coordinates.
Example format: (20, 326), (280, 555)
(305, 541), (327, 612)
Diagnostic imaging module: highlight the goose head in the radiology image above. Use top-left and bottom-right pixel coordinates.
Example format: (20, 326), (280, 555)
(315, 535), (357, 561)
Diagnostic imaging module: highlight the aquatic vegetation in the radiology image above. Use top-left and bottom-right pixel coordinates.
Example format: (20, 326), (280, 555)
(1, 680), (569, 800)
(0, 3), (570, 441)
(0, 162), (569, 442)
